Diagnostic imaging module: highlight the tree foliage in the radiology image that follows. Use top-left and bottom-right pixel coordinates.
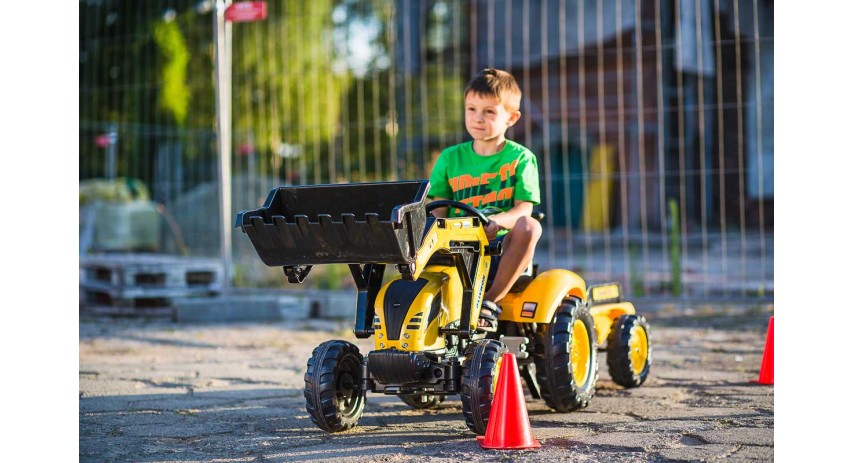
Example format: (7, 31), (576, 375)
(153, 18), (191, 125)
(80, 0), (353, 184)
(80, 0), (467, 187)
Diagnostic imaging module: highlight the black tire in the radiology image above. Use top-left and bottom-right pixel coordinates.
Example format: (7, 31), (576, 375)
(304, 340), (365, 432)
(606, 314), (652, 388)
(460, 339), (508, 435)
(534, 297), (599, 412)
(399, 393), (445, 409)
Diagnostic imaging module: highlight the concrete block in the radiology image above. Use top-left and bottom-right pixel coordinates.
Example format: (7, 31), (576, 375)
(277, 294), (312, 320)
(173, 296), (281, 323)
(171, 290), (360, 323)
(317, 290), (358, 319)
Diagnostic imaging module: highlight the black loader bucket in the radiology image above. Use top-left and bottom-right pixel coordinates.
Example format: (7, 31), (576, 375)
(236, 180), (430, 267)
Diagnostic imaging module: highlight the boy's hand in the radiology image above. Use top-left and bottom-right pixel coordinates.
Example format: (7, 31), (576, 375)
(485, 219), (500, 241)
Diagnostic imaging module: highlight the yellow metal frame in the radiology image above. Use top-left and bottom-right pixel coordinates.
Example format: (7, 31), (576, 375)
(372, 217), (491, 352)
(369, 213), (636, 354)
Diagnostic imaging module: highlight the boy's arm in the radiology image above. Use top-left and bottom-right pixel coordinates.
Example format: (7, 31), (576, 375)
(487, 200), (534, 230)
(429, 197), (449, 218)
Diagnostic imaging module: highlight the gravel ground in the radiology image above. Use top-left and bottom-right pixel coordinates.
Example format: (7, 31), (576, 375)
(79, 303), (774, 462)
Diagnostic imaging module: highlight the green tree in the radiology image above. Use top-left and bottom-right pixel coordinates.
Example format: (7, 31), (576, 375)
(80, 1), (354, 186)
(154, 18), (191, 125)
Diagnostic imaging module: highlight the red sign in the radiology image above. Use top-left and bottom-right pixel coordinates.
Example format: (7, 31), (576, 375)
(239, 142), (255, 155)
(225, 1), (267, 22)
(95, 134), (111, 148)
(95, 133), (116, 148)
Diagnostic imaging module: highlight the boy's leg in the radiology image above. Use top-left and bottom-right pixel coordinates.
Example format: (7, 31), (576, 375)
(484, 216), (542, 304)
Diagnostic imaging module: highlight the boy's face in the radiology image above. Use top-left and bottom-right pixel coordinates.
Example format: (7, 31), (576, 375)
(464, 92), (521, 144)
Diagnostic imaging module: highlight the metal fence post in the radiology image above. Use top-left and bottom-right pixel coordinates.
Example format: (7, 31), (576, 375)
(214, 0), (233, 295)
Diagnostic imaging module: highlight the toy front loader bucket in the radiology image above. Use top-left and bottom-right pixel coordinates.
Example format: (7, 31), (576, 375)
(235, 180), (430, 267)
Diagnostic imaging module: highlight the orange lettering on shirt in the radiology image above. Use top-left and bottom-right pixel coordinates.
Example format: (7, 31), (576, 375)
(498, 160), (519, 181)
(448, 174), (480, 192)
(463, 195), (483, 207)
(480, 172), (498, 184)
(460, 174), (481, 191)
(482, 191), (497, 204)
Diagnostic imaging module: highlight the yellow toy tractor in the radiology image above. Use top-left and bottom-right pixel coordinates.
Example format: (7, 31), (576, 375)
(236, 180), (651, 434)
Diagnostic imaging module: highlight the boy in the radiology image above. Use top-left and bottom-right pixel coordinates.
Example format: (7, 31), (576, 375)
(427, 68), (542, 332)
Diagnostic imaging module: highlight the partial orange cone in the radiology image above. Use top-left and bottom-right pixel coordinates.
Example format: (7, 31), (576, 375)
(477, 352), (541, 450)
(754, 316), (773, 385)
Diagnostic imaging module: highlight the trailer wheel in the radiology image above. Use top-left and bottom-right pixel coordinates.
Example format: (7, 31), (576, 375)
(399, 393), (445, 409)
(606, 315), (651, 388)
(534, 297), (599, 412)
(461, 339), (508, 435)
(304, 340), (365, 432)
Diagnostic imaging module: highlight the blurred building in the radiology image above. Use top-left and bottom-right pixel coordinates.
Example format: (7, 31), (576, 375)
(394, 0), (773, 231)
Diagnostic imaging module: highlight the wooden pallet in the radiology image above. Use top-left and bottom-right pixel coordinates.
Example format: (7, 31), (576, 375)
(80, 254), (223, 316)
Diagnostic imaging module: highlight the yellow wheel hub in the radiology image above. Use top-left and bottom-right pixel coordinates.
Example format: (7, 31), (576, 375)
(571, 319), (591, 385)
(492, 354), (504, 393)
(629, 325), (649, 375)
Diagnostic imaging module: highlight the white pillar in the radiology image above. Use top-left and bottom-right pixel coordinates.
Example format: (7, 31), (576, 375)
(214, 0), (233, 295)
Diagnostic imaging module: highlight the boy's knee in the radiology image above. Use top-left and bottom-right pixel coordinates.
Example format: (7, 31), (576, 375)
(513, 216), (542, 241)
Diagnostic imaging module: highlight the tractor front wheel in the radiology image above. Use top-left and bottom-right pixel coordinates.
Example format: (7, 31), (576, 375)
(304, 340), (366, 432)
(460, 339), (508, 435)
(534, 297), (599, 412)
(606, 314), (652, 388)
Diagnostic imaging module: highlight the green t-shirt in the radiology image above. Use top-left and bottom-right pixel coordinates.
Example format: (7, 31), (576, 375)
(428, 140), (541, 218)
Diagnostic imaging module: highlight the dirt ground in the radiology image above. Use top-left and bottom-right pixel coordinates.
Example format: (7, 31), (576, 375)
(79, 303), (774, 462)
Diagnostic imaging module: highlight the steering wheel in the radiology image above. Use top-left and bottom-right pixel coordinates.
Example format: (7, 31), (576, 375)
(425, 200), (490, 226)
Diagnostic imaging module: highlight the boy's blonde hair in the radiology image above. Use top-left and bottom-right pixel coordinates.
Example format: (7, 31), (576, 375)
(464, 68), (522, 112)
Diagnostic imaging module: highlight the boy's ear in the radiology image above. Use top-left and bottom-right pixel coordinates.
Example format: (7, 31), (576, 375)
(507, 110), (522, 126)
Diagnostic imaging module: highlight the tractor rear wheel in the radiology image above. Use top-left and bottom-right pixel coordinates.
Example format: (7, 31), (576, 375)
(460, 339), (508, 435)
(606, 314), (652, 388)
(399, 393), (445, 409)
(534, 297), (599, 412)
(304, 340), (365, 432)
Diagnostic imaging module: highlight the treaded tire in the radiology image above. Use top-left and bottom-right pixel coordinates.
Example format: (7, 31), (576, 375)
(399, 393), (445, 409)
(606, 314), (652, 388)
(304, 340), (365, 432)
(534, 297), (599, 412)
(460, 339), (508, 435)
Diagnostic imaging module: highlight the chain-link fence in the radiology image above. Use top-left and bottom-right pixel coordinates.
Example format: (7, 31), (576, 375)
(79, 0), (773, 301)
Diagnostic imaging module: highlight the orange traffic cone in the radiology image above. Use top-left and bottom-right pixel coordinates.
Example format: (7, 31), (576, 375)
(754, 316), (773, 385)
(477, 352), (541, 450)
